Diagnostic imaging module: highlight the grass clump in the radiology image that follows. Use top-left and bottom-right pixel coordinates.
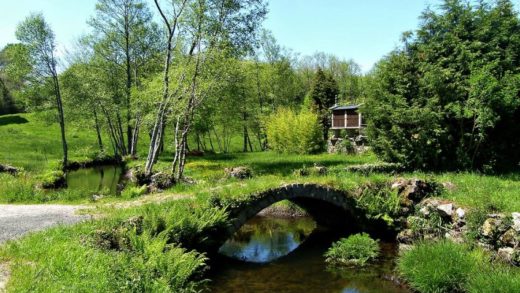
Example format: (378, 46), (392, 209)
(324, 233), (380, 266)
(398, 240), (479, 293)
(40, 170), (66, 188)
(346, 162), (404, 175)
(121, 185), (148, 199)
(398, 240), (520, 293)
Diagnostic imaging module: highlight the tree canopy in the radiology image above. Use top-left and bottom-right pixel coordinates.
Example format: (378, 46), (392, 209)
(366, 0), (520, 171)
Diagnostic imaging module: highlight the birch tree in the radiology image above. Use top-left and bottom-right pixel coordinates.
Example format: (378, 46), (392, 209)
(16, 14), (68, 166)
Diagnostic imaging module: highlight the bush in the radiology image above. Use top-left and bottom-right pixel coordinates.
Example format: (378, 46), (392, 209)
(265, 108), (324, 154)
(324, 233), (379, 266)
(40, 170), (66, 188)
(355, 184), (400, 226)
(398, 241), (478, 293)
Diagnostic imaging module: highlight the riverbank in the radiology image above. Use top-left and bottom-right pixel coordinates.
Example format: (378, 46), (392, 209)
(257, 200), (309, 218)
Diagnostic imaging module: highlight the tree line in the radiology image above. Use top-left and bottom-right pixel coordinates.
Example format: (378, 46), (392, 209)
(3, 0), (514, 173)
(0, 0), (365, 178)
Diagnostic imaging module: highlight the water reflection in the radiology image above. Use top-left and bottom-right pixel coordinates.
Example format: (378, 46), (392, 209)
(66, 165), (123, 195)
(210, 215), (410, 293)
(219, 216), (316, 262)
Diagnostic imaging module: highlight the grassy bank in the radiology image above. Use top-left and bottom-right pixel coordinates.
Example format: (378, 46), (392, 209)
(398, 241), (520, 293)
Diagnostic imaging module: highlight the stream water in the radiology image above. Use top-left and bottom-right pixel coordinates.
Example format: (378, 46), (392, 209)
(66, 165), (124, 195)
(210, 215), (410, 293)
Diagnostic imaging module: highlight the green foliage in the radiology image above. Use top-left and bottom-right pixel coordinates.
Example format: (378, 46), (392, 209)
(308, 68), (339, 140)
(398, 240), (520, 293)
(355, 183), (400, 225)
(0, 199), (223, 292)
(366, 0), (520, 171)
(467, 266), (520, 293)
(265, 107), (324, 154)
(398, 241), (479, 293)
(40, 170), (65, 188)
(121, 185), (148, 199)
(324, 233), (380, 266)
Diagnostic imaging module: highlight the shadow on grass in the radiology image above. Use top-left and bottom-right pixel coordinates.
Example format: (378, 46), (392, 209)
(0, 115), (28, 126)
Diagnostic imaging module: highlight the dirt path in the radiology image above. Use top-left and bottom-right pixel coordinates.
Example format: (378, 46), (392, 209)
(0, 193), (191, 245)
(0, 204), (89, 244)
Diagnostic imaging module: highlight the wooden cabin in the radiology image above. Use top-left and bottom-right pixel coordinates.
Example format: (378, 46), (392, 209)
(330, 104), (363, 129)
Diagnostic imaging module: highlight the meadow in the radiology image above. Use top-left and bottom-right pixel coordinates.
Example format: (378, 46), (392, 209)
(2, 113), (520, 292)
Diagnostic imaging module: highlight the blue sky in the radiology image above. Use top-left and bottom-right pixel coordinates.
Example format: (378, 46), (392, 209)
(1, 0), (519, 72)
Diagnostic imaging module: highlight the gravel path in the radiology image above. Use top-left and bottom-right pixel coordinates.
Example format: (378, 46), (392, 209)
(0, 204), (88, 244)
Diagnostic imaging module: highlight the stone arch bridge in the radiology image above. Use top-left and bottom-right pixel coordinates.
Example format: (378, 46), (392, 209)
(222, 183), (389, 241)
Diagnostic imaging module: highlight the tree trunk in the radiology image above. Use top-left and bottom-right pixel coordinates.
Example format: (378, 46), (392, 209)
(125, 11), (133, 155)
(130, 114), (141, 158)
(206, 132), (214, 152)
(212, 126), (222, 152)
(93, 107), (104, 151)
(116, 112), (127, 155)
(53, 74), (68, 167)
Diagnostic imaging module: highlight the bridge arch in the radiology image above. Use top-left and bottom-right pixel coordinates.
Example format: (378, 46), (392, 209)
(222, 183), (388, 244)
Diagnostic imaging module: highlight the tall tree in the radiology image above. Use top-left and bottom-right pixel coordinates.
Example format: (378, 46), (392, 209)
(307, 68), (339, 141)
(366, 0), (520, 171)
(89, 0), (160, 156)
(145, 0), (267, 178)
(16, 14), (68, 166)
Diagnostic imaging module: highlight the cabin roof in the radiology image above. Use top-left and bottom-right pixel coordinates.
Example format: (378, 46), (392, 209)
(329, 104), (361, 111)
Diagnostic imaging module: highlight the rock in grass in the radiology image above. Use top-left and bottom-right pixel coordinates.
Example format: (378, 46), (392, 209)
(481, 216), (505, 238)
(0, 164), (18, 175)
(498, 247), (515, 263)
(512, 212), (520, 232)
(225, 166), (252, 179)
(436, 203), (454, 218)
(499, 228), (519, 247)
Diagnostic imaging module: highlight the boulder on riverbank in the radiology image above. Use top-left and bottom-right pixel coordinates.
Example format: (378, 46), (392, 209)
(397, 198), (467, 245)
(477, 212), (520, 265)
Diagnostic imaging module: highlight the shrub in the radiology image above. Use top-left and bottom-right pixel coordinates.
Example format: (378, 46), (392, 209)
(355, 184), (400, 226)
(265, 108), (324, 154)
(324, 233), (380, 266)
(40, 170), (66, 188)
(398, 241), (478, 293)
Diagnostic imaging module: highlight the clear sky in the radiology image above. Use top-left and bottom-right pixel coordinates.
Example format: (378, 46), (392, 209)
(1, 0), (519, 72)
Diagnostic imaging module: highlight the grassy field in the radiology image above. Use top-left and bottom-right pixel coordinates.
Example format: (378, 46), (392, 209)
(2, 112), (520, 213)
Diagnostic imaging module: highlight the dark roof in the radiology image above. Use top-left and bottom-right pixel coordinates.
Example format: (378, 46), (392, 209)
(329, 104), (360, 110)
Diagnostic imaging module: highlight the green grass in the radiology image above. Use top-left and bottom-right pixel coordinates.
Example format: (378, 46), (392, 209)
(0, 112), (105, 171)
(398, 240), (520, 293)
(0, 199), (226, 292)
(324, 233), (380, 266)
